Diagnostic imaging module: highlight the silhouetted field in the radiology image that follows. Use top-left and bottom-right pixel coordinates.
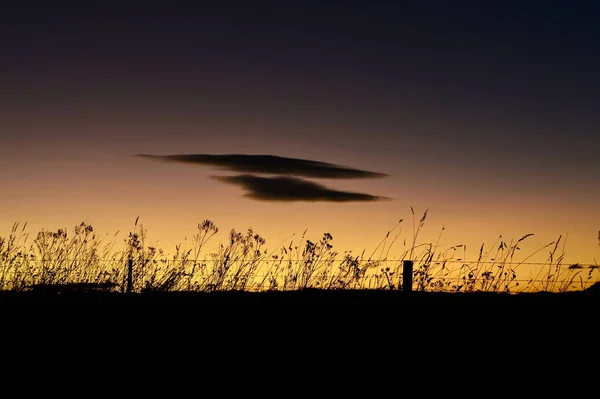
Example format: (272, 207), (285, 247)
(2, 213), (599, 298)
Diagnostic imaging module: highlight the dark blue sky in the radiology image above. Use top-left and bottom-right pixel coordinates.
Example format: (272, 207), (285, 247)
(4, 1), (599, 152)
(4, 1), (598, 130)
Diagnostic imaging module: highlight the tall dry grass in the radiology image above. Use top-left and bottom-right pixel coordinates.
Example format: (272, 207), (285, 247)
(1, 210), (598, 293)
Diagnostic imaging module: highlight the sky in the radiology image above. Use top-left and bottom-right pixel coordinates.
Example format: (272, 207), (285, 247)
(1, 0), (599, 274)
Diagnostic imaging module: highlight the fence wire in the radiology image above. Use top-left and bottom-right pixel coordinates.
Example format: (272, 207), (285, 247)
(0, 258), (597, 267)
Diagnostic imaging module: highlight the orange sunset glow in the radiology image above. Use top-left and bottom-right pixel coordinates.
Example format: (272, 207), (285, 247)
(2, 0), (599, 297)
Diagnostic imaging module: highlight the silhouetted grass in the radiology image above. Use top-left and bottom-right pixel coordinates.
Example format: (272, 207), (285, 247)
(1, 210), (598, 294)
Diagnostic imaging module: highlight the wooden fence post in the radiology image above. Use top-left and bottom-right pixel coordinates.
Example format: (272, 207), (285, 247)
(403, 260), (413, 293)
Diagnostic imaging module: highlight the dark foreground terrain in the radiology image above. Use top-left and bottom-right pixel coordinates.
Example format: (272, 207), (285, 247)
(2, 284), (598, 338)
(1, 283), (598, 305)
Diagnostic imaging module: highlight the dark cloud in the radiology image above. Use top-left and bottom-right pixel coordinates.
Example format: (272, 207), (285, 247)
(136, 154), (388, 179)
(212, 174), (390, 202)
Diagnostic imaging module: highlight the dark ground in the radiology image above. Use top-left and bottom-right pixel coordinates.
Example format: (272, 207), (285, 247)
(1, 283), (598, 305)
(2, 285), (598, 340)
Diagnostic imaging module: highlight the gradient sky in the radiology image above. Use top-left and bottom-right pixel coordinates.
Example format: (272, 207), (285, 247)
(2, 0), (599, 272)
